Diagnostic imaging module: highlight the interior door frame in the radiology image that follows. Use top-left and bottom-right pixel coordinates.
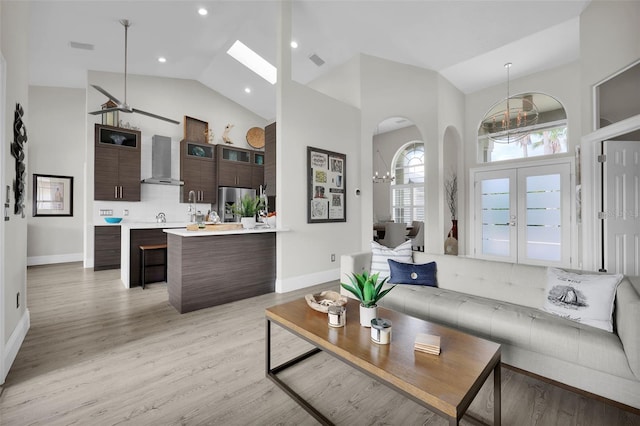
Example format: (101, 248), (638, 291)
(0, 53), (6, 383)
(582, 117), (640, 272)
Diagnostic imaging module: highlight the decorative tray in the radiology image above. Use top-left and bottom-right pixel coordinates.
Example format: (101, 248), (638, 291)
(185, 223), (243, 231)
(305, 290), (348, 313)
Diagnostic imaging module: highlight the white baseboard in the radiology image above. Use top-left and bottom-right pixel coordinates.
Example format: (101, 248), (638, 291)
(3, 308), (30, 384)
(27, 253), (83, 266)
(276, 268), (340, 293)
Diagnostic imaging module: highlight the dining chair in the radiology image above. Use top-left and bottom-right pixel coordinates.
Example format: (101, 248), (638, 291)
(379, 222), (408, 248)
(410, 221), (424, 251)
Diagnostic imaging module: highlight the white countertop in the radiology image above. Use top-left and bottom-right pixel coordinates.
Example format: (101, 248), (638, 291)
(120, 221), (190, 230)
(164, 226), (286, 237)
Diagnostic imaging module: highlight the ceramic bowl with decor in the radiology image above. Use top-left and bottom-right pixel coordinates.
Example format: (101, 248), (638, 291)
(305, 290), (348, 313)
(104, 217), (123, 224)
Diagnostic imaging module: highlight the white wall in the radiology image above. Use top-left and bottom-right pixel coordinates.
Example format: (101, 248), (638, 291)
(276, 80), (361, 291)
(27, 86), (85, 265)
(85, 71), (267, 267)
(359, 54), (446, 254)
(1, 0), (30, 383)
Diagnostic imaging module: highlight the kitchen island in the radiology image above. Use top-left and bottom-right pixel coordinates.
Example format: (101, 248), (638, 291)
(164, 226), (280, 314)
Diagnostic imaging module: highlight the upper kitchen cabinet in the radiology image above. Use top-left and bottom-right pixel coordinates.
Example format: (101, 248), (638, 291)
(217, 145), (262, 189)
(180, 140), (216, 203)
(264, 122), (276, 196)
(94, 124), (141, 201)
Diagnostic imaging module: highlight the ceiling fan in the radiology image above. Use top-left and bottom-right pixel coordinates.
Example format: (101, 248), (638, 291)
(88, 19), (179, 125)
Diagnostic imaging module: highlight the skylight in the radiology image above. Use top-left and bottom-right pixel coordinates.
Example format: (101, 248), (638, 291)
(227, 40), (277, 85)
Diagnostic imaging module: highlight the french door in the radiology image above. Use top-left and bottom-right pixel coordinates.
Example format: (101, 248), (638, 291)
(473, 161), (572, 267)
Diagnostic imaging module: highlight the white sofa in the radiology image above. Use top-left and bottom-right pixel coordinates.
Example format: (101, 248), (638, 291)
(340, 251), (640, 410)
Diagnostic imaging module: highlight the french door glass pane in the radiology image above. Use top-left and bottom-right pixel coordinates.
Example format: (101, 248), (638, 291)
(525, 174), (561, 261)
(481, 178), (510, 257)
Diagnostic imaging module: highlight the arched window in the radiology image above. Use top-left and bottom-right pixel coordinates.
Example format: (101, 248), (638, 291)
(478, 92), (567, 163)
(391, 142), (424, 223)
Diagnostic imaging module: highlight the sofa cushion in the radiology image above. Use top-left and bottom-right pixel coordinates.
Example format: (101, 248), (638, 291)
(370, 240), (412, 278)
(379, 283), (636, 380)
(542, 268), (622, 332)
(412, 253), (548, 310)
(388, 259), (437, 286)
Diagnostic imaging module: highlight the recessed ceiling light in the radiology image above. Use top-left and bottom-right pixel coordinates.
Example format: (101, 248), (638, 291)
(198, 8), (208, 16)
(227, 40), (277, 85)
(290, 41), (298, 49)
(244, 87), (251, 94)
(158, 57), (167, 63)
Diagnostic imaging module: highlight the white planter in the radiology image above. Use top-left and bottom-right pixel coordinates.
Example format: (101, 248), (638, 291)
(359, 304), (378, 327)
(240, 217), (257, 229)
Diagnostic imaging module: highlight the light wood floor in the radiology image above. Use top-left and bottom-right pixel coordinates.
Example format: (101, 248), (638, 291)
(0, 262), (638, 425)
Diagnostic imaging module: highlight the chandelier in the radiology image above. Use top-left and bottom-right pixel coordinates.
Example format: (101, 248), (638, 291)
(372, 149), (394, 183)
(480, 63), (539, 144)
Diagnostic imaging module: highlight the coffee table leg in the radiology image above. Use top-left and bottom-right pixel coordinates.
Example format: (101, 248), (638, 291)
(494, 362), (501, 426)
(265, 318), (331, 425)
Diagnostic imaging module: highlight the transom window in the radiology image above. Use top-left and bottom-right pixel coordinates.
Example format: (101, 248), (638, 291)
(391, 142), (424, 224)
(478, 92), (568, 163)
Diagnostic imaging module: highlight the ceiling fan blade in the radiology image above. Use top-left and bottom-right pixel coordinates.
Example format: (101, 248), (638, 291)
(91, 85), (122, 105)
(88, 106), (120, 115)
(132, 108), (179, 125)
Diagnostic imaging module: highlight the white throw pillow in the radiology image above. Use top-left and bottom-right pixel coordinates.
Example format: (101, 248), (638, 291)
(370, 240), (412, 278)
(542, 267), (623, 332)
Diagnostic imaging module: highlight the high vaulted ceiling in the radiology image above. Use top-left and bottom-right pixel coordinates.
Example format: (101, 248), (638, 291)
(28, 1), (591, 121)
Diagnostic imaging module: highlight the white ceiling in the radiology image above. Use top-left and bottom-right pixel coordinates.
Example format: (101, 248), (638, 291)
(28, 0), (591, 122)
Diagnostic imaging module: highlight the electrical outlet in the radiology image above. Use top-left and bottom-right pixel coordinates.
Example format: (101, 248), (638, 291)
(331, 253), (335, 262)
(16, 292), (20, 308)
(99, 209), (113, 216)
(123, 209), (129, 216)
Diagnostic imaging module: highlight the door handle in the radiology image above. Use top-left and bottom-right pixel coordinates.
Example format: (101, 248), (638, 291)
(114, 186), (118, 199)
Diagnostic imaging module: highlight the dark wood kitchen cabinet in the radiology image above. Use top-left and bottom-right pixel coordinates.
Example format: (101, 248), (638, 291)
(217, 145), (264, 190)
(180, 140), (216, 203)
(94, 225), (121, 271)
(94, 124), (141, 201)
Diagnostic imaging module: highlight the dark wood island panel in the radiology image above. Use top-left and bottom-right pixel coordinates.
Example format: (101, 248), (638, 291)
(167, 232), (275, 313)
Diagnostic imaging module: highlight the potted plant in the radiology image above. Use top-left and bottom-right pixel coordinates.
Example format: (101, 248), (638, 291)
(341, 271), (395, 327)
(232, 194), (264, 229)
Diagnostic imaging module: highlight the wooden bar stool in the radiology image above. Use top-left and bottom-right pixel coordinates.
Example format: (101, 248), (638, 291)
(139, 243), (167, 289)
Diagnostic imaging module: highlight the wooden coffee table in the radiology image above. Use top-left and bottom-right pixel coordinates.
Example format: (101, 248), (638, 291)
(266, 298), (501, 426)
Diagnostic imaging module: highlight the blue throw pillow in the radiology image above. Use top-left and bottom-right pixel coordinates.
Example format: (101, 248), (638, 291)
(388, 259), (437, 287)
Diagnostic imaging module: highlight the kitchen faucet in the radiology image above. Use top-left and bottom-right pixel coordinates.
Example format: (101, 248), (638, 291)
(187, 190), (196, 222)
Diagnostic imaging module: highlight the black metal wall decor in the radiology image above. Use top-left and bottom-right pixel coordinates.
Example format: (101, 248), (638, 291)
(11, 103), (28, 217)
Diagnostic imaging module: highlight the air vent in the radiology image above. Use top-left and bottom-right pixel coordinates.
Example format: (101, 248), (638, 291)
(308, 53), (325, 67)
(69, 41), (94, 51)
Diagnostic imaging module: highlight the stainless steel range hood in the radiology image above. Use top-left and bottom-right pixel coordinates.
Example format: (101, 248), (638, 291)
(141, 135), (184, 186)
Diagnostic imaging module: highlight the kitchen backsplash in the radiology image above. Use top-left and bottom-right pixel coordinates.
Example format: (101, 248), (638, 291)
(93, 183), (215, 224)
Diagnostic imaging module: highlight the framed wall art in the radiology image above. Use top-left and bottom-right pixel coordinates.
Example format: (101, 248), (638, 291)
(33, 174), (74, 217)
(307, 146), (346, 223)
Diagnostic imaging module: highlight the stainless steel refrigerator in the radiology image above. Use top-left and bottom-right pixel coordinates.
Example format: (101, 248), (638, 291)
(218, 187), (256, 222)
